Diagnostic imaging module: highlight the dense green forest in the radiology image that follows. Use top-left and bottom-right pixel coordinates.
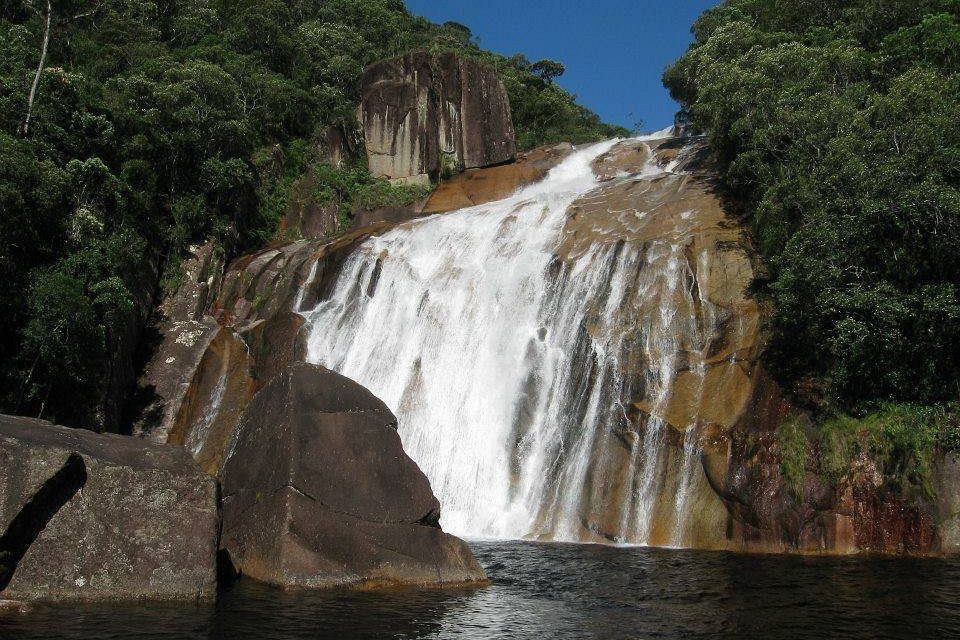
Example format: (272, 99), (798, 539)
(0, 0), (625, 430)
(665, 0), (960, 488)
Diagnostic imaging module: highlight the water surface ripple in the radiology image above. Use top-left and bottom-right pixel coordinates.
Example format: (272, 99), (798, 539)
(4, 542), (959, 639)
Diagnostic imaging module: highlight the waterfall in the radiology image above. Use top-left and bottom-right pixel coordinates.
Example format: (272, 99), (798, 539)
(302, 133), (723, 546)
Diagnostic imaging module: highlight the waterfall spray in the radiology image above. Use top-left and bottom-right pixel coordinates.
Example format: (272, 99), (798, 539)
(302, 133), (721, 545)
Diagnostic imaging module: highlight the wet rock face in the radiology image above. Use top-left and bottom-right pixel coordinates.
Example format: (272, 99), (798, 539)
(136, 238), (321, 464)
(0, 416), (217, 602)
(165, 329), (254, 476)
(527, 138), (761, 548)
(720, 378), (946, 556)
(574, 140), (952, 556)
(134, 218), (408, 477)
(219, 363), (486, 589)
(360, 51), (516, 183)
(213, 240), (318, 330)
(133, 242), (224, 443)
(424, 142), (574, 214)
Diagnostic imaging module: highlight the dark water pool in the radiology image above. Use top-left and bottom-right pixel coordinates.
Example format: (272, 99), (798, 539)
(3, 541), (960, 639)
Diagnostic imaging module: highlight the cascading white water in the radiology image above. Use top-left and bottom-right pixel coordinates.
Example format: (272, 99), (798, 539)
(187, 367), (227, 457)
(302, 133), (718, 545)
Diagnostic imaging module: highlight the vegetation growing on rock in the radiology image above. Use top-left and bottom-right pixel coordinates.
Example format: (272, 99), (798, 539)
(665, 1), (960, 474)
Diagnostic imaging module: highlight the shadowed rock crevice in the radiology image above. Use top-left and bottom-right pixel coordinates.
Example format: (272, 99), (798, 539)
(416, 508), (442, 529)
(0, 454), (87, 592)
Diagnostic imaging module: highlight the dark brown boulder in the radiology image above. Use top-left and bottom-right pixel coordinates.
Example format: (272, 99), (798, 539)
(360, 51), (515, 183)
(0, 415), (218, 602)
(219, 363), (487, 589)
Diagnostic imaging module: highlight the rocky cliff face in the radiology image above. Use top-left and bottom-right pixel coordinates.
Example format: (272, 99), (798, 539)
(134, 216), (487, 590)
(0, 415), (217, 602)
(577, 139), (956, 555)
(717, 379), (957, 555)
(359, 51), (516, 184)
(133, 116), (956, 558)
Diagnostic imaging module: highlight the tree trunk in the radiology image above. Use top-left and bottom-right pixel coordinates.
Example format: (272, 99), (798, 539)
(20, 0), (53, 138)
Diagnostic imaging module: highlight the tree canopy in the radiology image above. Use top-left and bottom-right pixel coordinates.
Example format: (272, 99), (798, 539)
(664, 0), (960, 413)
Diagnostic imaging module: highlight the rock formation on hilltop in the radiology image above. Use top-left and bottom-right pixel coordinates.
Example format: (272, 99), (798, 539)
(360, 51), (516, 184)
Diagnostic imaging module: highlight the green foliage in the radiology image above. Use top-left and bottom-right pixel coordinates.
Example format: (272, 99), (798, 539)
(439, 151), (460, 180)
(351, 178), (433, 211)
(664, 1), (960, 411)
(777, 416), (811, 500)
(252, 140), (313, 246)
(309, 161), (433, 217)
(820, 404), (960, 499)
(530, 59), (566, 83)
(440, 21), (473, 46)
(496, 54), (629, 150)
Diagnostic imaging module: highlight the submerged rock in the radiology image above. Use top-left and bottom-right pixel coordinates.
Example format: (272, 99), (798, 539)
(360, 51), (516, 183)
(0, 599), (29, 615)
(219, 363), (486, 589)
(0, 415), (218, 602)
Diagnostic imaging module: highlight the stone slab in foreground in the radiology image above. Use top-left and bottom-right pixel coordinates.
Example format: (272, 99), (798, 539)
(0, 415), (218, 602)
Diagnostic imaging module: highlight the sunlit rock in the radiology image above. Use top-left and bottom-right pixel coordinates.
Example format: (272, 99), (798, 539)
(359, 51), (516, 183)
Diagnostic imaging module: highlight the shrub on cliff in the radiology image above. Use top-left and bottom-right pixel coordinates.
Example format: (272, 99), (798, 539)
(664, 1), (960, 412)
(823, 404), (960, 499)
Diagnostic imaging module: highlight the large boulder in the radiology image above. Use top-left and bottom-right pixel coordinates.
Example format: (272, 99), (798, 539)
(0, 416), (218, 602)
(360, 51), (515, 183)
(219, 363), (486, 589)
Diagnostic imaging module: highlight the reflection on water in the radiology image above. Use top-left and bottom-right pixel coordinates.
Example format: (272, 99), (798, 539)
(3, 542), (959, 639)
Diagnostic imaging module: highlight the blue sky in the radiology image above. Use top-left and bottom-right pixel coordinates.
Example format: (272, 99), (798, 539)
(404, 0), (719, 131)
